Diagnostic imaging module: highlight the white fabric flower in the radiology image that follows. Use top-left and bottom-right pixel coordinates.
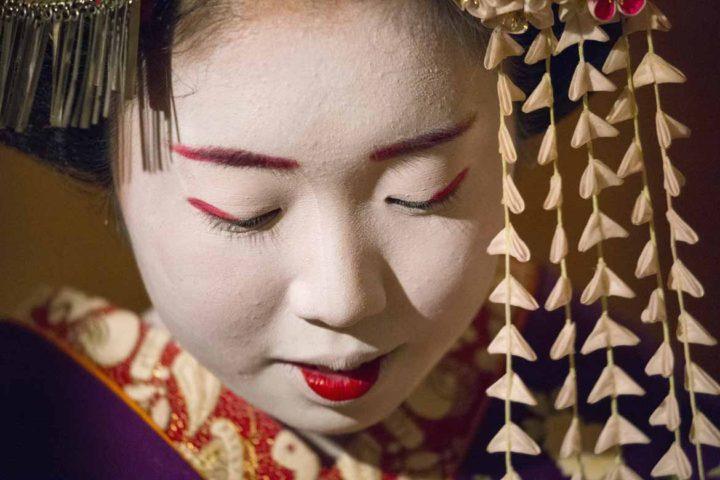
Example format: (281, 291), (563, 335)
(460, 0), (554, 30)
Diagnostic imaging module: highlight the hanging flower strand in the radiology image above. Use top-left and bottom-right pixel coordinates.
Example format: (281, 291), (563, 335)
(451, 2), (720, 478)
(602, 14), (692, 478)
(555, 3), (650, 478)
(522, 26), (588, 479)
(463, 18), (543, 478)
(489, 49), (541, 480)
(621, 3), (720, 479)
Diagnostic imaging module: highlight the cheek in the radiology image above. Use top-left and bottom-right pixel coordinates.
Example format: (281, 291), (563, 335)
(119, 174), (286, 370)
(388, 219), (499, 321)
(382, 172), (504, 335)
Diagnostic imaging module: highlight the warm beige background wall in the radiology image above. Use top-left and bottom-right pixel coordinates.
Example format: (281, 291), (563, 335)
(0, 154), (148, 313)
(1, 2), (718, 369)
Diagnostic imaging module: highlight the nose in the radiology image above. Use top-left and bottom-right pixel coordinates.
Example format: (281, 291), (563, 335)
(288, 212), (387, 330)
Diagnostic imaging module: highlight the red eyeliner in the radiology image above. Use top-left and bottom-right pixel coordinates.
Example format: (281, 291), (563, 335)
(187, 197), (238, 221)
(430, 167), (470, 202)
(188, 168), (469, 222)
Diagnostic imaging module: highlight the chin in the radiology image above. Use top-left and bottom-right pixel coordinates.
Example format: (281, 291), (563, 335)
(274, 399), (401, 435)
(268, 380), (414, 435)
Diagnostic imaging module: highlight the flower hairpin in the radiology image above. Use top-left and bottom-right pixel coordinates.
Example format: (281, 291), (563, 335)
(458, 0), (555, 33)
(588, 0), (647, 22)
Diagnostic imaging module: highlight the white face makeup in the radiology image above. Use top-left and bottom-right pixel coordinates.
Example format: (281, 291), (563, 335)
(118, 0), (503, 434)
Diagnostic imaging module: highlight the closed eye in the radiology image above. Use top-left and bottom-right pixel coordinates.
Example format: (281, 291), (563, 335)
(202, 208), (282, 235)
(385, 196), (453, 211)
(187, 197), (281, 234)
(385, 168), (469, 212)
(221, 208), (282, 230)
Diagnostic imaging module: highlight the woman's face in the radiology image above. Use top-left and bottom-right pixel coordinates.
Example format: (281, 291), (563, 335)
(118, 0), (503, 434)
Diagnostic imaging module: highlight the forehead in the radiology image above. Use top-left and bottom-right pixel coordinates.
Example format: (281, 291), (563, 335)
(170, 1), (492, 163)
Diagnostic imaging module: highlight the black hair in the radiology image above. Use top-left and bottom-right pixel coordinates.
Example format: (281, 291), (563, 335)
(0, 2), (620, 190)
(512, 19), (621, 138)
(0, 0), (180, 189)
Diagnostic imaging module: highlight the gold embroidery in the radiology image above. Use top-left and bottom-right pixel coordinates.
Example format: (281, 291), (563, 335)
(244, 402), (261, 479)
(171, 351), (223, 437)
(8, 267), (541, 480)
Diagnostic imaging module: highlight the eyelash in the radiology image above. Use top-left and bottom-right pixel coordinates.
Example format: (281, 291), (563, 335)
(384, 186), (462, 213)
(201, 183), (464, 237)
(203, 208), (282, 237)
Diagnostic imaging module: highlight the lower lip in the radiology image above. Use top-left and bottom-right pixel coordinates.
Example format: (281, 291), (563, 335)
(295, 356), (383, 402)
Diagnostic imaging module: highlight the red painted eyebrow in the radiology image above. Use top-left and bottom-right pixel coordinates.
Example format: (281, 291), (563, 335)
(369, 115), (477, 162)
(172, 115), (476, 169)
(171, 144), (300, 170)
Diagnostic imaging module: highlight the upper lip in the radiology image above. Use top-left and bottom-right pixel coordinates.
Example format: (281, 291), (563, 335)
(282, 349), (393, 372)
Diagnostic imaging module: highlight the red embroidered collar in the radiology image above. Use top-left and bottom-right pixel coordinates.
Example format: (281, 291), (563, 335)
(12, 263), (538, 479)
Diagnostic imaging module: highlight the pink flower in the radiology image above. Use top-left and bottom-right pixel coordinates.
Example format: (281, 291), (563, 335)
(588, 0), (646, 21)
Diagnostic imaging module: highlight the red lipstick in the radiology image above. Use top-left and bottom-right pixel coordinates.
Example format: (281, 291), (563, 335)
(296, 357), (382, 402)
